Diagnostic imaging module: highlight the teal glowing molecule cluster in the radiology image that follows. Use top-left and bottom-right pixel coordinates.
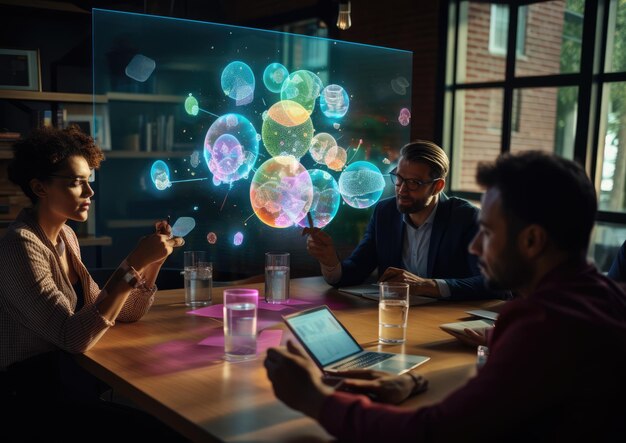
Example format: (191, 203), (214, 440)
(95, 9), (411, 253)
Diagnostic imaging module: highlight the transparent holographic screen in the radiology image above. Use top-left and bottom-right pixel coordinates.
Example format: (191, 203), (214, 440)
(93, 9), (412, 275)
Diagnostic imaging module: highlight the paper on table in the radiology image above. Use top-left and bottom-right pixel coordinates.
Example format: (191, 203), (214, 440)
(187, 304), (281, 330)
(439, 319), (494, 336)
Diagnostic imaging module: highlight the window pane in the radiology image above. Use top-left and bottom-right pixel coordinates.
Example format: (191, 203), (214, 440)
(515, 0), (583, 77)
(607, 0), (626, 72)
(598, 82), (626, 213)
(451, 89), (502, 192)
(588, 222), (626, 272)
(456, 2), (506, 83)
(510, 86), (578, 158)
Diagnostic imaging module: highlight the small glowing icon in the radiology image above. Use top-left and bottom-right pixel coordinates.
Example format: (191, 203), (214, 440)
(390, 76), (410, 95)
(263, 62), (289, 93)
(125, 54), (156, 82)
(150, 160), (172, 190)
(233, 231), (244, 246)
(320, 84), (349, 119)
(338, 161), (385, 208)
(171, 217), (196, 237)
(398, 108), (411, 126)
(207, 232), (217, 244)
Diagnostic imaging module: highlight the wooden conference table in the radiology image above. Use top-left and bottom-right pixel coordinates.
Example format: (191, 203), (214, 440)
(76, 277), (503, 442)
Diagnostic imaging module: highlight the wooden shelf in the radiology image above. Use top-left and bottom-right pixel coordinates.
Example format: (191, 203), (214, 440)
(106, 92), (182, 103)
(0, 90), (107, 103)
(77, 235), (112, 247)
(0, 90), (182, 105)
(104, 150), (193, 159)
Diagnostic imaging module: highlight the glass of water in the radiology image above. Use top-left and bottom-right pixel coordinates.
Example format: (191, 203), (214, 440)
(223, 288), (258, 361)
(378, 282), (410, 344)
(264, 252), (290, 304)
(183, 251), (212, 308)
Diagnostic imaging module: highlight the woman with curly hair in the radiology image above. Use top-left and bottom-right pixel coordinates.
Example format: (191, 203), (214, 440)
(0, 125), (187, 440)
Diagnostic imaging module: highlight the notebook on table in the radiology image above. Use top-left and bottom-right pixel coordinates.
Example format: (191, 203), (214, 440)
(283, 305), (430, 374)
(338, 284), (438, 307)
(439, 319), (494, 338)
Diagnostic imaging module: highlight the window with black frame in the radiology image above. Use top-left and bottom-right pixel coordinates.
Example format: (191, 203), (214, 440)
(443, 0), (626, 271)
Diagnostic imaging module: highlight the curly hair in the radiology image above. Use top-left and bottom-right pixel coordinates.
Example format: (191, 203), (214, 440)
(8, 125), (105, 204)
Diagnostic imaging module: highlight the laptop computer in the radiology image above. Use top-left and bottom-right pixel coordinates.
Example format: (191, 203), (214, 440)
(283, 305), (430, 374)
(338, 284), (438, 307)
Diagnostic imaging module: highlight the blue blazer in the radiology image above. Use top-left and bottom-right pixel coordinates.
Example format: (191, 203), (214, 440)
(336, 194), (497, 300)
(608, 240), (626, 282)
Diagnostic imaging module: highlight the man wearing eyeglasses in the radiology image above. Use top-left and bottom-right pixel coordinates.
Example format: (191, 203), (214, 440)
(304, 140), (496, 300)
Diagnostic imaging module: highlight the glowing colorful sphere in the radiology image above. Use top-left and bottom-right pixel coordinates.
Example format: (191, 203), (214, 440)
(324, 145), (347, 171)
(263, 63), (289, 93)
(338, 161), (385, 208)
(150, 160), (171, 190)
(250, 156), (314, 228)
(204, 113), (259, 185)
(184, 93), (199, 116)
(398, 108), (411, 126)
(280, 70), (323, 115)
(233, 231), (244, 246)
(207, 232), (217, 244)
(309, 133), (337, 164)
(320, 84), (349, 119)
(296, 169), (341, 228)
(221, 61), (255, 105)
(262, 100), (314, 159)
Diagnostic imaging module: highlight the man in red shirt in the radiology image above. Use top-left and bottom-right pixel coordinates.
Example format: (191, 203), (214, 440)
(265, 151), (626, 442)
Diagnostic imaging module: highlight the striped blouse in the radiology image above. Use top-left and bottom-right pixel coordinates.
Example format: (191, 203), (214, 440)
(0, 209), (155, 369)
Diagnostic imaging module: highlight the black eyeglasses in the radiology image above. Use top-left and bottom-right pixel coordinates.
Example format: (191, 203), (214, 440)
(388, 171), (441, 191)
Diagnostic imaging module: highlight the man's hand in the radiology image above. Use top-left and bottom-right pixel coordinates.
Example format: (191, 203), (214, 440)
(264, 340), (334, 419)
(379, 267), (440, 297)
(446, 327), (490, 347)
(331, 369), (428, 404)
(302, 227), (340, 268)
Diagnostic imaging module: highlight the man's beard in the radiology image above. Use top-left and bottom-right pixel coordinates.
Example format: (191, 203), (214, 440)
(396, 196), (428, 214)
(482, 242), (532, 292)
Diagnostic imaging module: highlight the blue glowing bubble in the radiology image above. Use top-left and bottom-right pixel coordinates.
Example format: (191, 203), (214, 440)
(233, 231), (244, 246)
(263, 63), (289, 93)
(320, 84), (349, 119)
(171, 217), (196, 237)
(338, 161), (385, 208)
(221, 61), (255, 106)
(125, 54), (156, 82)
(250, 156), (314, 228)
(296, 169), (341, 228)
(185, 94), (199, 116)
(150, 160), (171, 190)
(280, 70), (323, 115)
(204, 113), (259, 185)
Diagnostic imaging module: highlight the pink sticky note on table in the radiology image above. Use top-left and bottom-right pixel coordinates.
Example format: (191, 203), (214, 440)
(199, 329), (283, 355)
(187, 304), (224, 318)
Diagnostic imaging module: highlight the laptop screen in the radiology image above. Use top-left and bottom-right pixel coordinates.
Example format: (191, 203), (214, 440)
(284, 306), (362, 367)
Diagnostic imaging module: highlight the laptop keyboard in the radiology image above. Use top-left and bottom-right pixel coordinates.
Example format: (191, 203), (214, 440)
(333, 352), (394, 370)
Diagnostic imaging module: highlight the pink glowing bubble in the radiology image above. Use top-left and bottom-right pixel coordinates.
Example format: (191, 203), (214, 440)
(209, 133), (245, 176)
(398, 108), (411, 126)
(206, 232), (217, 244)
(250, 156), (313, 228)
(233, 231), (244, 246)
